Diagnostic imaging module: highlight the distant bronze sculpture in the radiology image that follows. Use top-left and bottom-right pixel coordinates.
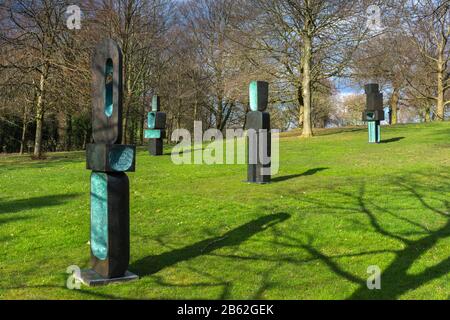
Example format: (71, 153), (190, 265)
(144, 95), (166, 156)
(245, 81), (271, 183)
(362, 83), (384, 143)
(78, 39), (138, 285)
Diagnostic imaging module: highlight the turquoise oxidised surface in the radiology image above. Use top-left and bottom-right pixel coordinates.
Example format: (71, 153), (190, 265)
(109, 147), (134, 171)
(249, 81), (258, 111)
(147, 112), (156, 129)
(144, 129), (162, 139)
(91, 172), (108, 260)
(104, 59), (114, 118)
(368, 121), (381, 143)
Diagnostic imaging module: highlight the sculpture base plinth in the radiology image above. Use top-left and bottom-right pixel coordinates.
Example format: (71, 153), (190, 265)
(75, 269), (138, 287)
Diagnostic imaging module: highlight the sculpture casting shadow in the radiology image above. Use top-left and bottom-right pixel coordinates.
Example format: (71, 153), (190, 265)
(130, 212), (291, 277)
(271, 167), (328, 183)
(380, 137), (405, 144)
(0, 193), (81, 215)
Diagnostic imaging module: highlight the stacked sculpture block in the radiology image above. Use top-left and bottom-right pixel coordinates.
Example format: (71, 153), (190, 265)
(80, 39), (137, 285)
(145, 95), (166, 156)
(362, 83), (384, 143)
(245, 81), (271, 184)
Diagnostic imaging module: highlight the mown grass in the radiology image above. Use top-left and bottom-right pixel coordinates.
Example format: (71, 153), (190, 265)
(0, 122), (449, 299)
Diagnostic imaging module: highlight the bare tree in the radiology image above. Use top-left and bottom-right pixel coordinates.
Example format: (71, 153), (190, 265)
(0, 0), (71, 158)
(403, 0), (449, 120)
(235, 0), (367, 136)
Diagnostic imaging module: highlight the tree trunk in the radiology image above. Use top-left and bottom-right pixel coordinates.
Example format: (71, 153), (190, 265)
(177, 98), (182, 130)
(20, 105), (29, 154)
(123, 80), (132, 144)
(301, 34), (313, 138)
(390, 87), (399, 125)
(130, 117), (136, 144)
(57, 112), (66, 151)
(139, 93), (146, 146)
(194, 92), (198, 123)
(436, 51), (445, 120)
(424, 106), (431, 122)
(216, 95), (223, 130)
(297, 84), (304, 128)
(66, 113), (72, 151)
(219, 103), (233, 132)
(33, 71), (46, 158)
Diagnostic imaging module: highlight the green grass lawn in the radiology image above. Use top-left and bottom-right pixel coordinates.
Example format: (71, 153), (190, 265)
(0, 122), (449, 299)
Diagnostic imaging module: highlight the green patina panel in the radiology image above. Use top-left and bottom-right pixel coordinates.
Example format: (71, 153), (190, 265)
(147, 112), (156, 129)
(104, 59), (114, 118)
(144, 129), (162, 139)
(91, 172), (108, 260)
(109, 147), (134, 171)
(152, 95), (159, 112)
(368, 121), (375, 143)
(368, 121), (380, 143)
(249, 81), (258, 111)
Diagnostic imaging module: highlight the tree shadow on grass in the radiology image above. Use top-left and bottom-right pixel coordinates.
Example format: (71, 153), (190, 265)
(202, 173), (450, 299)
(0, 216), (32, 227)
(286, 174), (450, 299)
(1, 284), (132, 300)
(0, 194), (81, 215)
(271, 167), (328, 183)
(130, 212), (291, 277)
(380, 137), (405, 144)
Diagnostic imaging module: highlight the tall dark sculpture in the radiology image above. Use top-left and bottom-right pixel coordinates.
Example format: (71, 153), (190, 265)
(245, 81), (271, 184)
(362, 83), (384, 143)
(144, 95), (166, 156)
(79, 39), (137, 285)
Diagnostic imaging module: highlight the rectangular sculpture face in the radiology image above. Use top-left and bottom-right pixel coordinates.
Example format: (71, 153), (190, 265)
(364, 83), (379, 94)
(249, 81), (269, 112)
(362, 110), (385, 121)
(91, 172), (108, 260)
(245, 111), (270, 130)
(147, 112), (166, 129)
(247, 130), (271, 184)
(363, 83), (384, 123)
(145, 129), (166, 139)
(366, 93), (383, 111)
(363, 83), (383, 112)
(368, 121), (381, 143)
(92, 39), (123, 144)
(149, 139), (163, 156)
(86, 144), (136, 172)
(90, 172), (130, 278)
